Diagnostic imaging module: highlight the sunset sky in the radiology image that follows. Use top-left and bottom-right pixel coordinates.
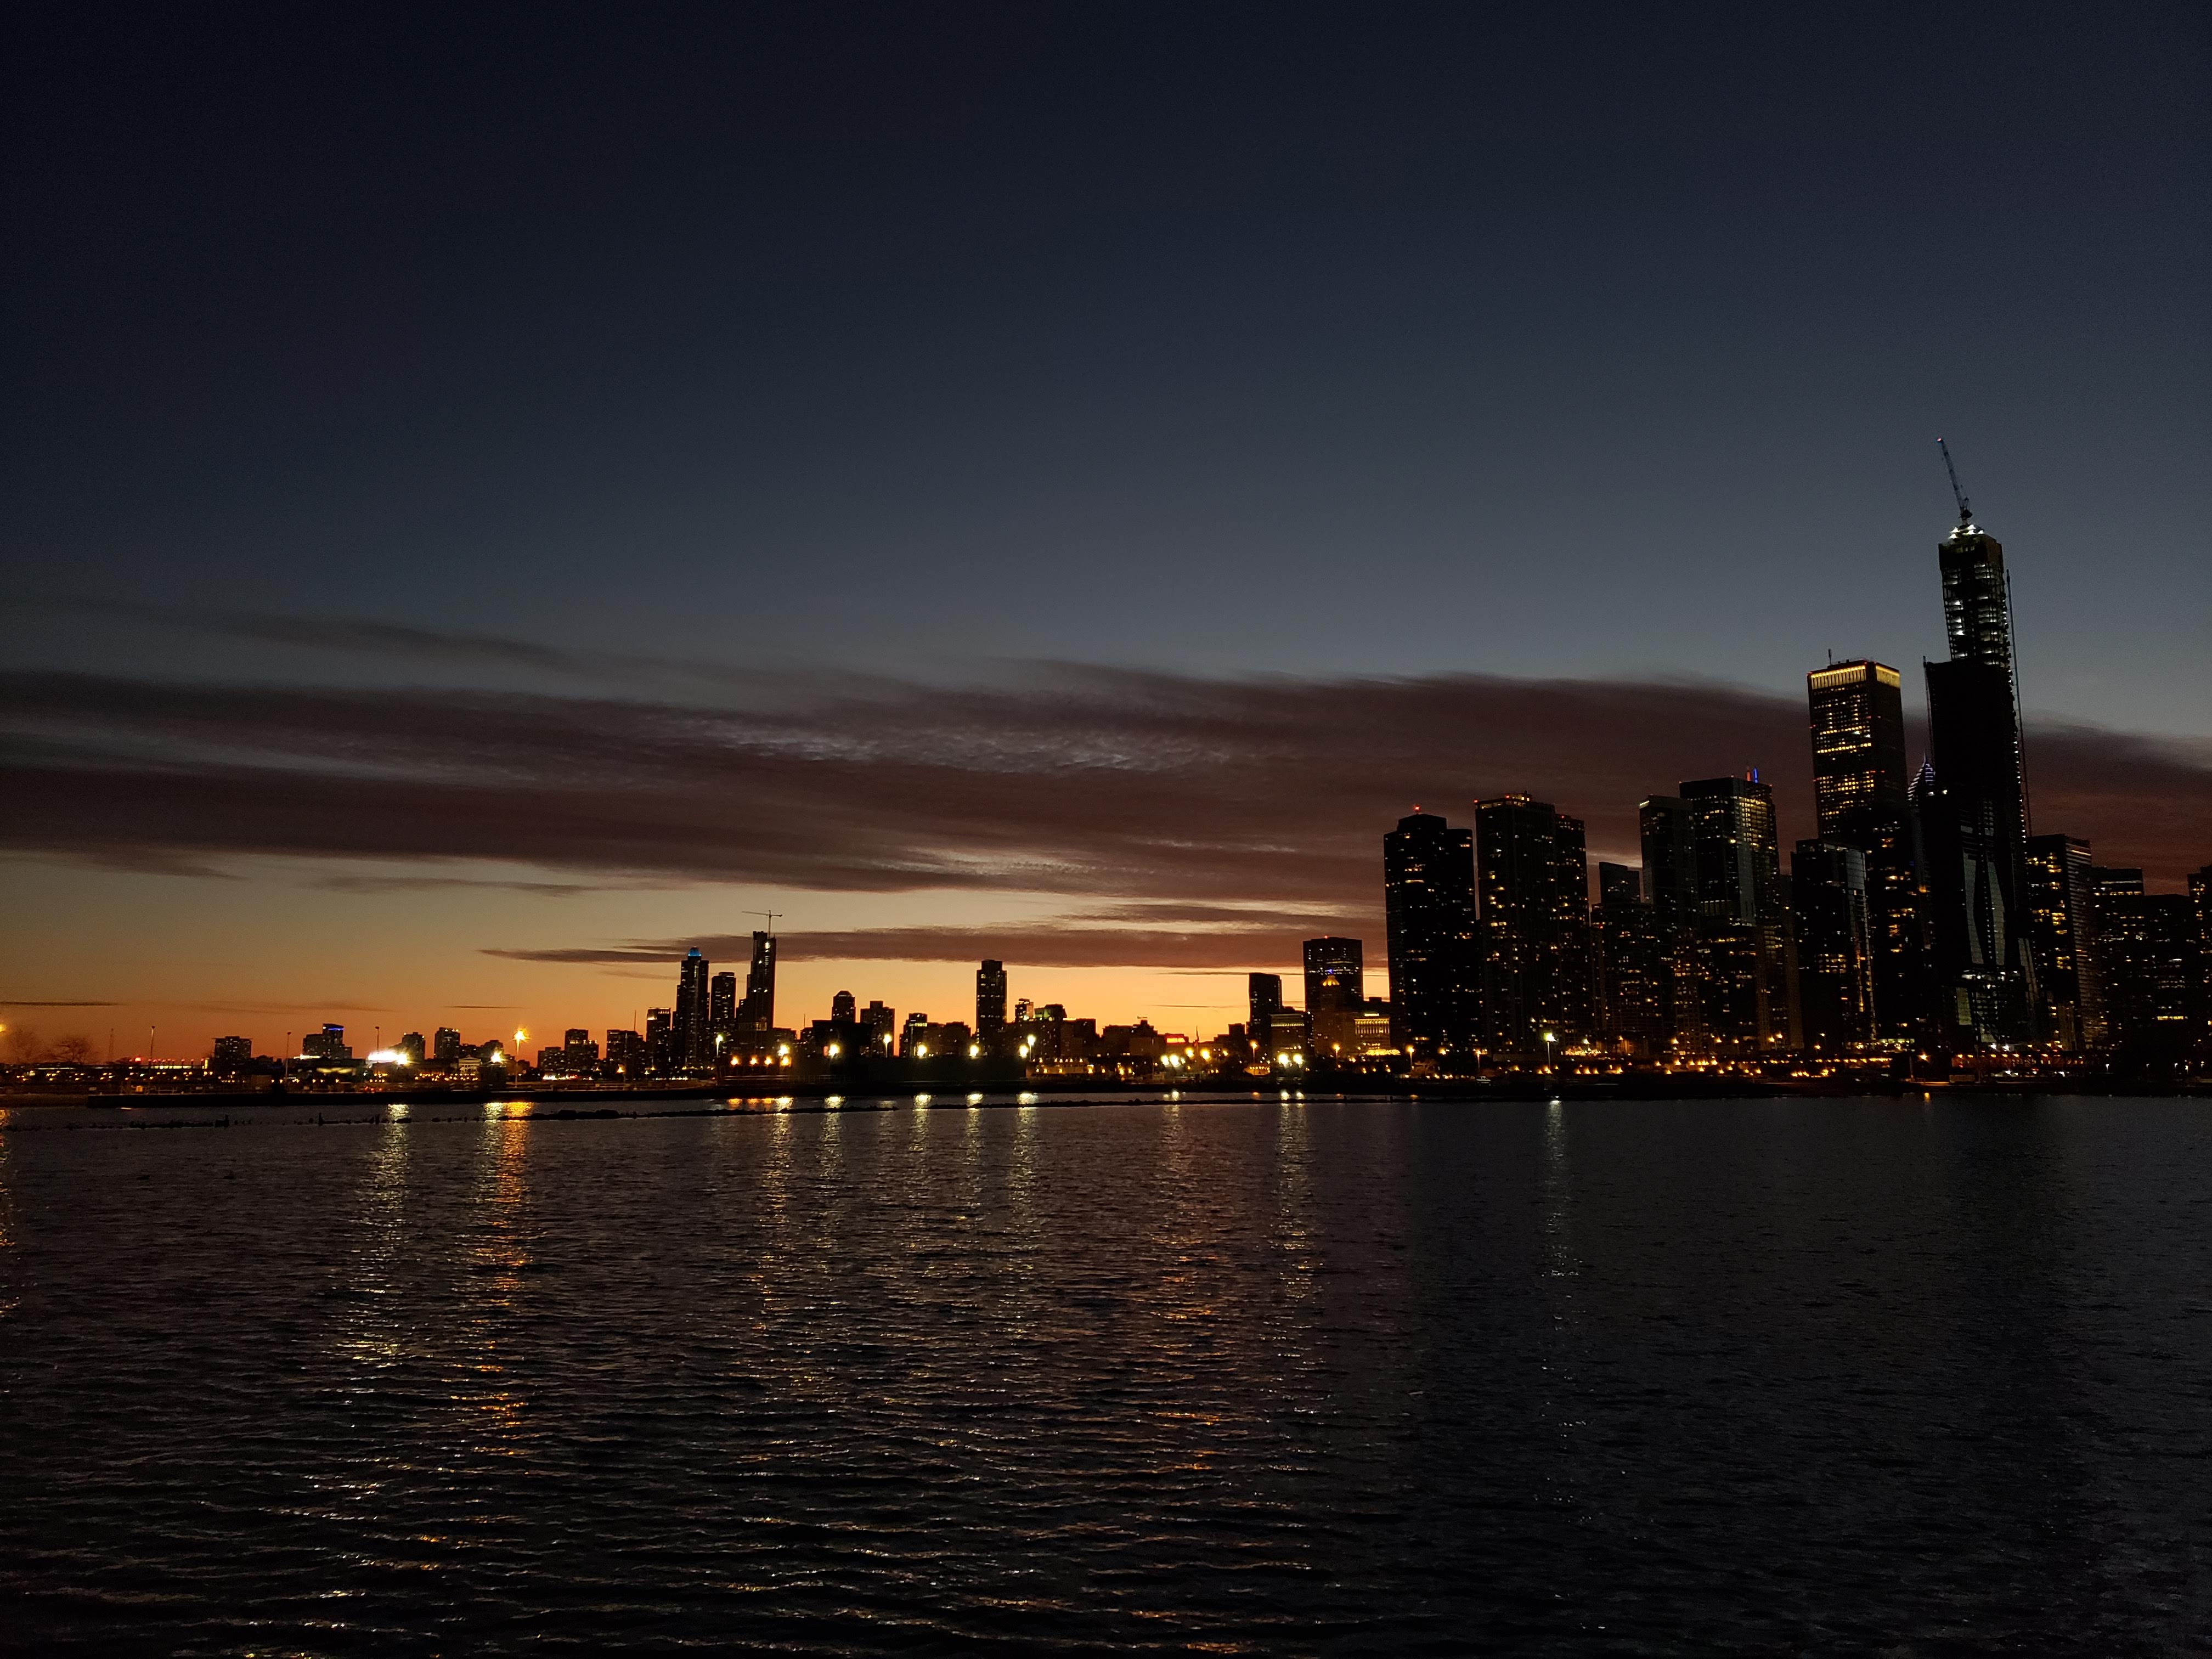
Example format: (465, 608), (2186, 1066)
(5, 3), (2207, 1057)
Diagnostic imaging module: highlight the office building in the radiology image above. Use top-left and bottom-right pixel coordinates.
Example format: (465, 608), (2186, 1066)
(1303, 936), (1364, 1054)
(2021, 834), (2102, 1049)
(1806, 658), (1923, 1043)
(211, 1035), (253, 1076)
(433, 1026), (461, 1064)
(1383, 810), (1478, 1060)
(1680, 775), (1791, 1051)
(1474, 794), (1592, 1058)
(1808, 659), (1909, 838)
(1937, 511), (2026, 836)
(831, 990), (856, 1024)
(1791, 840), (1873, 1053)
(976, 960), (1008, 1045)
(709, 971), (737, 1037)
(645, 1008), (674, 1075)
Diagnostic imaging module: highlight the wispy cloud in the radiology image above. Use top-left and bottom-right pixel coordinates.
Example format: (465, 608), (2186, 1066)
(4, 664), (2207, 982)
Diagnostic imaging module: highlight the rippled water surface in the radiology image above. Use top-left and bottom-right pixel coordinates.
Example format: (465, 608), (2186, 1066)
(2, 1095), (2208, 1655)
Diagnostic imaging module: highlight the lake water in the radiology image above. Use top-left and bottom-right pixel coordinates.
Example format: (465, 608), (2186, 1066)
(2, 1095), (2207, 1654)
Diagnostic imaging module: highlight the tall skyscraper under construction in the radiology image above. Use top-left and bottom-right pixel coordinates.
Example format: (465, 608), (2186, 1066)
(1916, 445), (2037, 1047)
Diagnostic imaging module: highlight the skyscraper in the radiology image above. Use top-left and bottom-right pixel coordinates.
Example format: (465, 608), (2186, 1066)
(740, 931), (777, 1040)
(1592, 861), (1667, 1058)
(1791, 840), (1872, 1053)
(1248, 972), (1285, 1033)
(673, 947), (711, 1070)
(831, 989), (857, 1024)
(1474, 793), (1591, 1058)
(1808, 660), (1909, 838)
(709, 970), (737, 1035)
(1302, 937), (1364, 1054)
(1638, 795), (1701, 1054)
(1382, 810), (1477, 1061)
(1680, 775), (1791, 1050)
(976, 960), (1008, 1045)
(2021, 834), (2101, 1050)
(1920, 658), (2036, 1046)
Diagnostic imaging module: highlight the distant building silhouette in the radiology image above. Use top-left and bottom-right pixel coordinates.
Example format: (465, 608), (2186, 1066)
(1474, 794), (1591, 1058)
(1383, 810), (1477, 1061)
(1592, 862), (1667, 1058)
(1302, 937), (1363, 1056)
(673, 947), (712, 1070)
(976, 960), (1008, 1046)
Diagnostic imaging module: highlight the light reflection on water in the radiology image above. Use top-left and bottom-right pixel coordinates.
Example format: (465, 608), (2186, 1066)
(0, 1097), (2208, 1655)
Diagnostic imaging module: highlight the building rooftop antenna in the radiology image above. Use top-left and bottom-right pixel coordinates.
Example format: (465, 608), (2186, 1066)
(1937, 437), (1972, 527)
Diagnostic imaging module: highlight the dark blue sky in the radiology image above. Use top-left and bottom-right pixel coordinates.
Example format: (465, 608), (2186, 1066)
(8, 2), (2208, 729)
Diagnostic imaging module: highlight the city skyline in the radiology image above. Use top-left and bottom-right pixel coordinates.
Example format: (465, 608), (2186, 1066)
(5, 5), (2208, 1057)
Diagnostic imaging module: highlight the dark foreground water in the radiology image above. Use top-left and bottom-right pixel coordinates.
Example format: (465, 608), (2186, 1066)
(1, 1096), (2207, 1655)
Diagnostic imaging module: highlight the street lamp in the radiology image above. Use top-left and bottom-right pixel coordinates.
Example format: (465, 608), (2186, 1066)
(1542, 1031), (1557, 1071)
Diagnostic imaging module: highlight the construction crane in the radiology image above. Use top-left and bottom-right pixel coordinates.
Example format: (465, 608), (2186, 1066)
(748, 911), (782, 935)
(1937, 437), (1972, 526)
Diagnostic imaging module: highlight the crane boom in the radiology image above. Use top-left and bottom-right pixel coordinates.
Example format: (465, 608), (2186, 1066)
(1937, 437), (1971, 526)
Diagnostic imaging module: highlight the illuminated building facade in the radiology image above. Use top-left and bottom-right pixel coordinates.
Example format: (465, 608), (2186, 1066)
(2021, 834), (2101, 1050)
(1680, 775), (1791, 1050)
(976, 960), (1008, 1045)
(1791, 839), (1872, 1053)
(1474, 793), (1592, 1057)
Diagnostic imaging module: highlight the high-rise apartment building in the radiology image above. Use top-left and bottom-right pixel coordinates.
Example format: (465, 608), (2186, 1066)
(1592, 861), (1668, 1057)
(2093, 888), (2197, 1066)
(709, 971), (737, 1038)
(2021, 834), (2101, 1050)
(433, 1026), (461, 1064)
(1680, 775), (1791, 1051)
(1383, 810), (1477, 1060)
(1638, 795), (1701, 1054)
(1474, 794), (1592, 1057)
(976, 960), (1008, 1044)
(862, 1000), (896, 1053)
(1791, 840), (1872, 1053)
(211, 1035), (253, 1076)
